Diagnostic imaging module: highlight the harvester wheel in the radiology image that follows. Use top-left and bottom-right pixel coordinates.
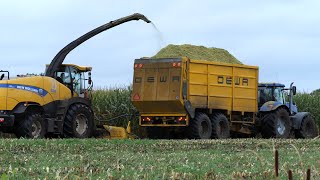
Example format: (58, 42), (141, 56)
(188, 113), (212, 139)
(295, 115), (318, 138)
(15, 112), (46, 138)
(63, 104), (94, 138)
(261, 108), (291, 138)
(210, 113), (230, 139)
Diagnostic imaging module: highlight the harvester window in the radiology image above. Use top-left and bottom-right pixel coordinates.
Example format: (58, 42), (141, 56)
(69, 66), (83, 95)
(55, 66), (72, 86)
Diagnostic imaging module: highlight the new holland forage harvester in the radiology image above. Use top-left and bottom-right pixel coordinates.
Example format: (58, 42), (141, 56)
(0, 13), (151, 138)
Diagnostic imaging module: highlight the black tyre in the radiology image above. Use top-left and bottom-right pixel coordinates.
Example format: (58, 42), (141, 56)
(63, 104), (94, 138)
(296, 115), (318, 138)
(261, 108), (291, 138)
(188, 113), (212, 139)
(210, 113), (230, 139)
(15, 113), (46, 138)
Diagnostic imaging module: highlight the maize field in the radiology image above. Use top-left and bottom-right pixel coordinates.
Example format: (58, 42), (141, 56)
(0, 138), (319, 179)
(91, 87), (320, 136)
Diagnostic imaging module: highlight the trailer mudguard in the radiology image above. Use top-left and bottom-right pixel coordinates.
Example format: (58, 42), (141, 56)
(291, 112), (310, 130)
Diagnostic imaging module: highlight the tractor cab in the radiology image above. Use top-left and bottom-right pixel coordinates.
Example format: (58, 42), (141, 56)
(258, 83), (286, 107)
(258, 82), (297, 113)
(46, 64), (93, 98)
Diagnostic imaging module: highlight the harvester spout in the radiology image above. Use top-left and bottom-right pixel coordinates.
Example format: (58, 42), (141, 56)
(132, 13), (151, 23)
(45, 13), (151, 77)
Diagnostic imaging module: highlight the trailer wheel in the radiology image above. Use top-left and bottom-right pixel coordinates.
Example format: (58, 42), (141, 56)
(15, 113), (46, 138)
(296, 115), (318, 138)
(210, 113), (230, 139)
(261, 108), (291, 138)
(188, 113), (212, 139)
(63, 104), (94, 138)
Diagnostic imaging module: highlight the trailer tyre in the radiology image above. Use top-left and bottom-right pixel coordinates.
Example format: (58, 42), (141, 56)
(15, 113), (46, 138)
(210, 113), (230, 139)
(296, 115), (318, 138)
(63, 104), (94, 138)
(188, 113), (212, 139)
(261, 108), (291, 138)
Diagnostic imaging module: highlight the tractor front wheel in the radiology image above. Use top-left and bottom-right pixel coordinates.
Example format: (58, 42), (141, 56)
(296, 115), (318, 138)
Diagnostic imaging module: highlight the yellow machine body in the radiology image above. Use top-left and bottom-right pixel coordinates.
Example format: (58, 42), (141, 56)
(0, 76), (72, 111)
(132, 57), (259, 128)
(103, 121), (134, 139)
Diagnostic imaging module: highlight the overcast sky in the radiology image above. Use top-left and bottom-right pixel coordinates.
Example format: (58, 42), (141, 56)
(0, 0), (319, 92)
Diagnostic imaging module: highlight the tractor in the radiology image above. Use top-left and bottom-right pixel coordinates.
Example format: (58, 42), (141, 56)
(258, 82), (318, 138)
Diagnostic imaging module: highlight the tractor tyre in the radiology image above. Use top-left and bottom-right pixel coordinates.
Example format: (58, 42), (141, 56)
(210, 113), (230, 139)
(146, 127), (165, 139)
(14, 112), (46, 138)
(188, 112), (212, 139)
(295, 115), (318, 138)
(63, 104), (94, 138)
(261, 108), (291, 138)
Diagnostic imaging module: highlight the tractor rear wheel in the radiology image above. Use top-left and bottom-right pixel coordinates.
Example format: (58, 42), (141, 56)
(261, 108), (291, 138)
(188, 113), (212, 139)
(295, 115), (318, 138)
(63, 104), (94, 138)
(210, 113), (230, 139)
(15, 112), (46, 138)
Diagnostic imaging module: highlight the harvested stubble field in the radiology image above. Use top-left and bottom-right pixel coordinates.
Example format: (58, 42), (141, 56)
(0, 139), (319, 179)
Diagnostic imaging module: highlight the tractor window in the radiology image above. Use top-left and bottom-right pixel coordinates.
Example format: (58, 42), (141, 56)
(258, 88), (273, 106)
(274, 87), (284, 103)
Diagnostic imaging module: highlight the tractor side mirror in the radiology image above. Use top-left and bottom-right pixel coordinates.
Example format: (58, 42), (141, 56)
(292, 86), (297, 95)
(88, 72), (92, 85)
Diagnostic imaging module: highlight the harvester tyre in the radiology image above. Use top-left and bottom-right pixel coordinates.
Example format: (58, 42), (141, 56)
(63, 104), (94, 138)
(210, 113), (230, 139)
(261, 108), (291, 138)
(14, 113), (46, 138)
(188, 113), (212, 139)
(295, 115), (318, 138)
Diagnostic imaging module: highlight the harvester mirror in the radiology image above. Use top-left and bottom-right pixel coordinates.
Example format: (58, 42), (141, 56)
(88, 72), (92, 85)
(292, 86), (297, 95)
(0, 74), (4, 80)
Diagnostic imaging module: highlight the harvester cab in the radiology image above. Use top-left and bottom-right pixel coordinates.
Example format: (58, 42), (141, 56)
(48, 64), (93, 99)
